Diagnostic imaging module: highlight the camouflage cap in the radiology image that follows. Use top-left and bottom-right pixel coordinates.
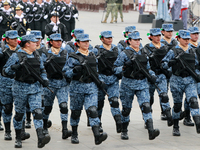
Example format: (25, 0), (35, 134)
(100, 31), (113, 38)
(150, 28), (161, 36)
(49, 33), (63, 41)
(162, 24), (174, 31)
(188, 27), (200, 34)
(21, 34), (38, 42)
(74, 28), (84, 36)
(76, 34), (91, 41)
(30, 30), (42, 39)
(128, 31), (142, 40)
(178, 30), (191, 39)
(5, 30), (19, 39)
(125, 26), (136, 32)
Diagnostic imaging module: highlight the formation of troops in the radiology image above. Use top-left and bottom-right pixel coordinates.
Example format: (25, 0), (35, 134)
(1, 0), (200, 149)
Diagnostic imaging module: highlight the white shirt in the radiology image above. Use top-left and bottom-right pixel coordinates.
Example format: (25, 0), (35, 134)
(181, 0), (189, 8)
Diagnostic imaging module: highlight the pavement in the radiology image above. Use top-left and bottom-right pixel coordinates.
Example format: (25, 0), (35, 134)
(0, 10), (200, 150)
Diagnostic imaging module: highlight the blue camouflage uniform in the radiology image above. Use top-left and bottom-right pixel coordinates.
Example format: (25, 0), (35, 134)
(93, 31), (122, 133)
(144, 29), (172, 124)
(114, 31), (160, 140)
(3, 34), (47, 130)
(161, 30), (200, 134)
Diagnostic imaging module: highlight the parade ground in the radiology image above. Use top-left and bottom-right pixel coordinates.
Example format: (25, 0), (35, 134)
(0, 10), (200, 150)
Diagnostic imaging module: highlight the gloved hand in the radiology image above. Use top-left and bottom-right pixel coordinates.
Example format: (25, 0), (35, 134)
(61, 6), (66, 12)
(150, 75), (157, 84)
(0, 16), (3, 23)
(26, 7), (30, 13)
(43, 80), (49, 87)
(44, 14), (48, 19)
(73, 13), (78, 18)
(168, 59), (177, 67)
(73, 65), (83, 73)
(11, 22), (18, 28)
(52, 25), (58, 32)
(62, 41), (66, 48)
(123, 60), (132, 71)
(33, 7), (37, 12)
(11, 64), (21, 70)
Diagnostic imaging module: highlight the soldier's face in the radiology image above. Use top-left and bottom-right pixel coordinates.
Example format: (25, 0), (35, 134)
(179, 38), (190, 47)
(4, 4), (10, 10)
(163, 31), (173, 39)
(6, 38), (18, 47)
(65, 0), (70, 3)
(27, 41), (37, 52)
(36, 39), (41, 47)
(190, 33), (199, 42)
(37, 0), (42, 3)
(30, 0), (35, 3)
(77, 41), (89, 50)
(51, 16), (59, 23)
(129, 39), (140, 49)
(151, 35), (161, 44)
(101, 37), (113, 46)
(22, 0), (27, 2)
(50, 40), (62, 48)
(16, 10), (23, 16)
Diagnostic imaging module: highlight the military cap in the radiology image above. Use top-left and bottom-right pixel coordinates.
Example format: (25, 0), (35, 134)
(21, 34), (38, 42)
(188, 27), (200, 34)
(30, 30), (43, 39)
(5, 30), (19, 39)
(50, 11), (60, 17)
(162, 24), (174, 31)
(76, 34), (91, 41)
(49, 33), (63, 41)
(3, 0), (10, 5)
(128, 31), (142, 40)
(15, 4), (23, 10)
(150, 28), (161, 36)
(100, 31), (113, 38)
(178, 30), (191, 39)
(125, 26), (136, 32)
(74, 28), (84, 37)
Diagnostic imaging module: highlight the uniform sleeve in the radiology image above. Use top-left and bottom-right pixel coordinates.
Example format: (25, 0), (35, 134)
(62, 24), (69, 42)
(3, 53), (19, 76)
(63, 57), (78, 78)
(117, 43), (124, 53)
(92, 48), (98, 56)
(113, 51), (128, 74)
(39, 57), (48, 81)
(161, 50), (175, 69)
(45, 24), (53, 36)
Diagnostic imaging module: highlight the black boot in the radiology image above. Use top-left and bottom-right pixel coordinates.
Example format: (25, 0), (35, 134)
(62, 121), (72, 139)
(47, 120), (52, 128)
(114, 114), (122, 133)
(121, 122), (129, 140)
(0, 113), (3, 131)
(36, 128), (51, 148)
(86, 112), (90, 127)
(183, 110), (194, 126)
(25, 112), (31, 129)
(43, 119), (49, 135)
(164, 108), (174, 126)
(98, 115), (103, 132)
(71, 126), (79, 144)
(15, 129), (22, 148)
(21, 121), (30, 140)
(146, 119), (160, 140)
(92, 125), (107, 145)
(4, 122), (12, 140)
(173, 119), (180, 136)
(192, 115), (200, 133)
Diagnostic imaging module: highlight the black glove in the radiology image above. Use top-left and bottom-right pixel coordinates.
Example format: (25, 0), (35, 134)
(11, 64), (21, 70)
(150, 75), (157, 84)
(73, 65), (83, 73)
(168, 59), (177, 67)
(43, 80), (49, 87)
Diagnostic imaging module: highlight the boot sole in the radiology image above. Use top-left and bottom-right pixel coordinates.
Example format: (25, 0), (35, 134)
(15, 145), (22, 148)
(149, 130), (160, 140)
(183, 122), (194, 126)
(62, 132), (72, 139)
(5, 137), (12, 140)
(38, 136), (51, 148)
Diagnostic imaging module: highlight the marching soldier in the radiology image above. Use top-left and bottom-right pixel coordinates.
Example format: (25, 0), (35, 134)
(113, 31), (160, 140)
(93, 31), (122, 133)
(161, 30), (200, 136)
(114, 0), (123, 22)
(101, 0), (117, 23)
(26, 0), (35, 30)
(18, 0), (29, 15)
(3, 34), (51, 148)
(0, 0), (14, 40)
(11, 4), (30, 36)
(63, 33), (108, 145)
(144, 28), (173, 127)
(45, 11), (70, 42)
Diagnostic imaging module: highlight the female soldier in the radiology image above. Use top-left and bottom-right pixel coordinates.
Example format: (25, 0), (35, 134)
(161, 30), (200, 136)
(63, 33), (107, 145)
(3, 34), (50, 148)
(42, 33), (72, 139)
(113, 31), (160, 140)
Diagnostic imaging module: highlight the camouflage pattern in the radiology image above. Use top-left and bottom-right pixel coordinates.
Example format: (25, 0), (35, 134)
(162, 45), (200, 119)
(4, 49), (48, 130)
(63, 50), (100, 127)
(114, 46), (155, 123)
(105, 3), (117, 20)
(115, 3), (123, 19)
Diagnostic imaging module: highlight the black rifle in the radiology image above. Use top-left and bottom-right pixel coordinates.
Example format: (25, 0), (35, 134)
(97, 53), (113, 72)
(10, 13), (27, 33)
(80, 60), (109, 96)
(174, 53), (200, 82)
(131, 56), (161, 91)
(0, 11), (12, 22)
(21, 59), (54, 93)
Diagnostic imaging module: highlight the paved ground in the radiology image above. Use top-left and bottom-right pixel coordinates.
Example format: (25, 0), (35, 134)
(0, 10), (200, 150)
